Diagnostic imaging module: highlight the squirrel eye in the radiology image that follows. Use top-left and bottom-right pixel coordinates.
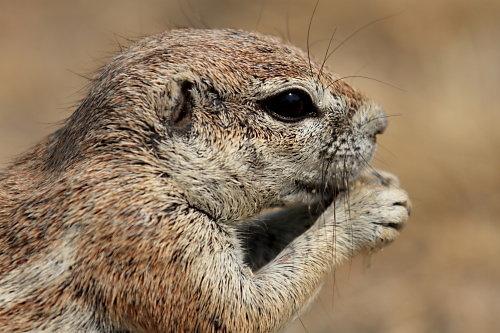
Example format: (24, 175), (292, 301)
(261, 89), (316, 122)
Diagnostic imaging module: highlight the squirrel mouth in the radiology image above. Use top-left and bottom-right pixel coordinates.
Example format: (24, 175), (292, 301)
(280, 171), (361, 207)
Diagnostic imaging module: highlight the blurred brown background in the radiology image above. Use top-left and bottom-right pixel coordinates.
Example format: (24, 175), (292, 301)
(1, 0), (499, 332)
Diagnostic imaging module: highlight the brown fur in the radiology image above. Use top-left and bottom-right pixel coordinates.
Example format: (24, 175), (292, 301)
(0, 29), (410, 332)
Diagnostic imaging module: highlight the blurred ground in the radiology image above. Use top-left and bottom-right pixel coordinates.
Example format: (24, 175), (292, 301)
(1, 0), (499, 332)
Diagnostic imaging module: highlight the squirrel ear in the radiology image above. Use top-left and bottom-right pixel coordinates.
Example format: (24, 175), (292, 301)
(160, 76), (195, 134)
(169, 80), (193, 130)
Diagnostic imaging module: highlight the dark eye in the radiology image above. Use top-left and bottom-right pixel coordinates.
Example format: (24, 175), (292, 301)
(260, 89), (317, 122)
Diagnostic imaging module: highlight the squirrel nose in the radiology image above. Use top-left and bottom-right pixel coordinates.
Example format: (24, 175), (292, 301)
(374, 113), (388, 136)
(371, 105), (387, 141)
(353, 102), (388, 140)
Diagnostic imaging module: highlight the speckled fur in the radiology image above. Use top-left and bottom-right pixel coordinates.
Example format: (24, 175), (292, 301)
(0, 29), (410, 332)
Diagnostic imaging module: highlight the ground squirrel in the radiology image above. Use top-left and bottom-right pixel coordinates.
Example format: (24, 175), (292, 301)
(0, 29), (410, 332)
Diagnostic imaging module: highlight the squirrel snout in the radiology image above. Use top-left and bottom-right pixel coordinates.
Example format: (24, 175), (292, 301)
(357, 102), (388, 139)
(374, 115), (388, 136)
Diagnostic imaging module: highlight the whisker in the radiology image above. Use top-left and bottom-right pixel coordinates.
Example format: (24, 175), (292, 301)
(66, 69), (93, 82)
(376, 143), (397, 158)
(323, 12), (403, 64)
(185, 0), (210, 29)
(306, 0), (320, 77)
(351, 148), (375, 173)
(324, 75), (404, 92)
(330, 158), (338, 309)
(285, 0), (292, 42)
(317, 27), (338, 83)
(341, 154), (354, 260)
(254, 0), (267, 31)
(298, 317), (309, 333)
(370, 155), (391, 168)
(177, 0), (197, 28)
(359, 114), (402, 129)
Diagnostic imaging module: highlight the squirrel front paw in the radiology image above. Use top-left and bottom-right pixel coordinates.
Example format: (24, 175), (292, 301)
(326, 170), (411, 251)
